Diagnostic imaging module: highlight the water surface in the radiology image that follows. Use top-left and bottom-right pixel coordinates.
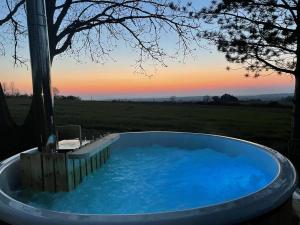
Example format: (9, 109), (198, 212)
(15, 145), (276, 214)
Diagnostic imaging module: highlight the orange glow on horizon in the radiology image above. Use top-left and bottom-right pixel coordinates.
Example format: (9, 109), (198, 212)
(6, 63), (295, 97)
(50, 70), (294, 96)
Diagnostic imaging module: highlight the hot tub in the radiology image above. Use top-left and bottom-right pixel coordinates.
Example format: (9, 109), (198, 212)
(0, 132), (297, 225)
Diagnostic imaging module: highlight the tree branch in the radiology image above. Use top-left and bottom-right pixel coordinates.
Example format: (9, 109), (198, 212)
(0, 0), (24, 26)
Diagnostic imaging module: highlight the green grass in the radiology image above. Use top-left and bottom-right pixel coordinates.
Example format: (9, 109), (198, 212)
(6, 98), (292, 155)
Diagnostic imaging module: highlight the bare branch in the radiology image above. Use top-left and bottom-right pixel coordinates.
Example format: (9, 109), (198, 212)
(0, 0), (24, 26)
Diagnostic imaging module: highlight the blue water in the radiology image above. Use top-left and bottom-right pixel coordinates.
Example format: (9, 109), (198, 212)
(15, 145), (275, 214)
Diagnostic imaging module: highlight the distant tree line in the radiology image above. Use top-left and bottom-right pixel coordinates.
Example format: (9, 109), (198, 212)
(2, 83), (81, 101)
(170, 94), (240, 104)
(54, 95), (81, 101)
(52, 87), (81, 101)
(167, 94), (292, 108)
(204, 94), (239, 104)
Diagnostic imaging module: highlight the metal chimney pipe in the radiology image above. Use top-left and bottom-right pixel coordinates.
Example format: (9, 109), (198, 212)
(25, 0), (56, 153)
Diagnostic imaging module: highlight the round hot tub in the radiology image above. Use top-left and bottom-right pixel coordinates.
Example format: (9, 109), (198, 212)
(0, 132), (297, 225)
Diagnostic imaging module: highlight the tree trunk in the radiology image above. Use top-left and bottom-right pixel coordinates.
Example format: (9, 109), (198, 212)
(290, 3), (300, 169)
(292, 74), (300, 140)
(290, 71), (300, 170)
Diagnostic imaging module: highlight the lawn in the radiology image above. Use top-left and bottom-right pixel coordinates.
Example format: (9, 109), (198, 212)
(6, 98), (292, 156)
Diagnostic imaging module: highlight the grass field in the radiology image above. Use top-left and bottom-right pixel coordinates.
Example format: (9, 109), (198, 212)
(6, 98), (292, 156)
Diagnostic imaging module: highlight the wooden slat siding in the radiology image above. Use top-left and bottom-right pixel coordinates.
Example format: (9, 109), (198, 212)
(92, 155), (97, 171)
(66, 158), (75, 191)
(95, 152), (99, 168)
(74, 159), (81, 187)
(86, 158), (92, 175)
(89, 157), (93, 172)
(103, 147), (108, 163)
(100, 151), (103, 165)
(80, 159), (86, 181)
(102, 148), (106, 163)
(54, 153), (68, 192)
(100, 151), (105, 165)
(96, 152), (101, 168)
(95, 152), (98, 168)
(19, 135), (118, 192)
(100, 150), (104, 164)
(30, 153), (43, 191)
(42, 154), (56, 192)
(20, 153), (32, 189)
(99, 151), (102, 167)
(94, 154), (98, 168)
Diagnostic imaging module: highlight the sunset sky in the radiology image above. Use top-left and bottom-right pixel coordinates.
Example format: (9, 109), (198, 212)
(0, 0), (295, 100)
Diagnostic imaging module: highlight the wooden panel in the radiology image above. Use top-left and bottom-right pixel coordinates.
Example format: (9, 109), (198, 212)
(99, 152), (102, 167)
(74, 159), (81, 187)
(80, 159), (86, 181)
(42, 153), (55, 192)
(66, 159), (75, 191)
(103, 148), (107, 163)
(17, 134), (117, 193)
(54, 153), (68, 192)
(96, 152), (100, 168)
(20, 153), (32, 189)
(98, 151), (102, 166)
(101, 151), (105, 165)
(30, 153), (43, 191)
(102, 148), (106, 164)
(91, 155), (97, 172)
(86, 158), (92, 175)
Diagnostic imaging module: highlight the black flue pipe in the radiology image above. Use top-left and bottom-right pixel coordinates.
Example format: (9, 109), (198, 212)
(25, 0), (56, 153)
